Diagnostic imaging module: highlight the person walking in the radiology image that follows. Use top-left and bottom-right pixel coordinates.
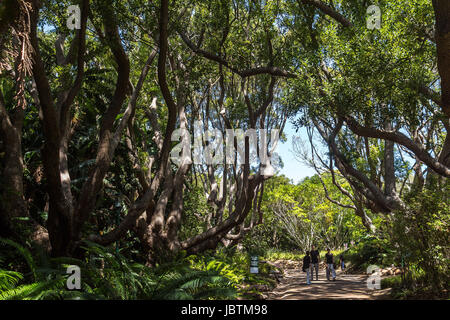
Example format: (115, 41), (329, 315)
(325, 248), (336, 281)
(302, 251), (311, 285)
(310, 245), (320, 281)
(339, 255), (345, 271)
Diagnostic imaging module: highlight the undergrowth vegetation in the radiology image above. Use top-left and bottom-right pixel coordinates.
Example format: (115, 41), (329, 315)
(0, 239), (282, 300)
(342, 234), (449, 299)
(0, 239), (240, 300)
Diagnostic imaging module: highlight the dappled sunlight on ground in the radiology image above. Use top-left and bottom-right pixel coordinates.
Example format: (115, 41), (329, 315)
(267, 268), (392, 300)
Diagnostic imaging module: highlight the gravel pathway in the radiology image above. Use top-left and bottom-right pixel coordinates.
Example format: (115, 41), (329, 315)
(267, 267), (392, 300)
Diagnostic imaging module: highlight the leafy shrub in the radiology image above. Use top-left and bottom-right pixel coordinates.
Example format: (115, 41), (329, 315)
(264, 249), (304, 261)
(0, 239), (237, 300)
(187, 248), (279, 298)
(342, 237), (390, 271)
(381, 275), (402, 290)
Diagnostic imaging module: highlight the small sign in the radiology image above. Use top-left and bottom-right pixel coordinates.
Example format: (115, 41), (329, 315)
(250, 256), (259, 274)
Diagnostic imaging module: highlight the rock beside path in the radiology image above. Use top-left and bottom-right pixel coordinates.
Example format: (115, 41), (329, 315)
(378, 266), (403, 276)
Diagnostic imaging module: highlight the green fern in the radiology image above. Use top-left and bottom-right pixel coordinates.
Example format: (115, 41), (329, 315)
(150, 266), (237, 300)
(0, 238), (37, 281)
(0, 277), (65, 300)
(0, 240), (237, 300)
(0, 269), (23, 291)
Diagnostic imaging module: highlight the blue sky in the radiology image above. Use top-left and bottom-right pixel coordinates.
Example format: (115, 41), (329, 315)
(275, 121), (316, 184)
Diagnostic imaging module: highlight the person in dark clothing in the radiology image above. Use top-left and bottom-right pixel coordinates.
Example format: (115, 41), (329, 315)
(325, 248), (336, 281)
(302, 251), (311, 285)
(310, 245), (320, 281)
(339, 255), (345, 271)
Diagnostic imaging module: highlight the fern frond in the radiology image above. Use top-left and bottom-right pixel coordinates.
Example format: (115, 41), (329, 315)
(0, 270), (23, 291)
(0, 238), (37, 281)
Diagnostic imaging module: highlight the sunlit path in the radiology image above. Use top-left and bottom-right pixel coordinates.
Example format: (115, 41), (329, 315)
(267, 268), (391, 300)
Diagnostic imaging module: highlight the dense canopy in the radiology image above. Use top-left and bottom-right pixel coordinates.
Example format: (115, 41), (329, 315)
(0, 0), (448, 300)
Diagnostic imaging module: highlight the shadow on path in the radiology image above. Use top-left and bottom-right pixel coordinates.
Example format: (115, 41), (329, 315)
(267, 268), (391, 300)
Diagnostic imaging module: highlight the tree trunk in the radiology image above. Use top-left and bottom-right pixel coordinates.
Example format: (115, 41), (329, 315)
(0, 97), (26, 237)
(384, 120), (396, 198)
(432, 0), (450, 118)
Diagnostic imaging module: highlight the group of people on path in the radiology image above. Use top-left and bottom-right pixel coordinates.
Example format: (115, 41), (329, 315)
(302, 245), (345, 285)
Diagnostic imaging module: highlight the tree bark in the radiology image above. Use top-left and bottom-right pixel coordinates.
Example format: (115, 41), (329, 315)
(383, 121), (396, 197)
(432, 0), (450, 118)
(0, 89), (26, 236)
